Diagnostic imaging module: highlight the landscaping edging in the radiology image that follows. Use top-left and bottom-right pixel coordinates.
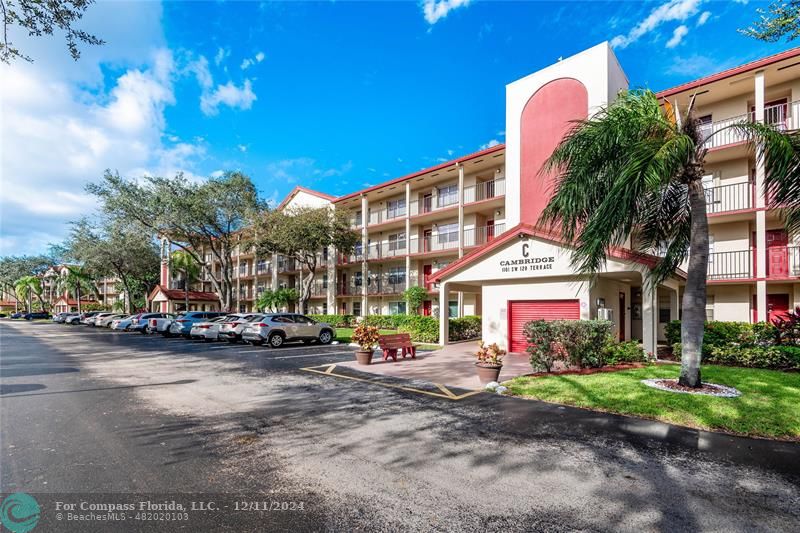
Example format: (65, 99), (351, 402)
(641, 378), (741, 398)
(522, 362), (649, 378)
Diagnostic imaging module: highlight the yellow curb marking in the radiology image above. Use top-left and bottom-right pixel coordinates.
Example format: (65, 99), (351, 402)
(301, 364), (483, 401)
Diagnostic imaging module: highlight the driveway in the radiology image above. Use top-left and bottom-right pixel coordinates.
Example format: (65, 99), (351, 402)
(1, 320), (798, 532)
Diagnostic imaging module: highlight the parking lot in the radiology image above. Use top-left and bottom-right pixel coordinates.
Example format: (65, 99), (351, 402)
(2, 320), (800, 531)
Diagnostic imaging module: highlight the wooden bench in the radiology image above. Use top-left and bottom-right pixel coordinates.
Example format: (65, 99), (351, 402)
(378, 333), (416, 362)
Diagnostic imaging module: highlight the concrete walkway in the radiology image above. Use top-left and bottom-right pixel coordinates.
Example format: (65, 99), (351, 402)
(337, 342), (533, 390)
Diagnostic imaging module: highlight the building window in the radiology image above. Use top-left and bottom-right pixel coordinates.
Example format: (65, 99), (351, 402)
(322, 302), (328, 314)
(388, 232), (406, 252)
(438, 223), (459, 244)
(386, 198), (406, 219)
(354, 271), (363, 286)
(322, 274), (328, 289)
(387, 266), (405, 286)
(448, 300), (458, 318)
(354, 210), (362, 226)
(322, 247), (329, 261)
(706, 295), (715, 322)
(239, 262), (247, 275)
(388, 301), (407, 315)
(257, 259), (267, 273)
(257, 284), (265, 295)
(437, 184), (458, 207)
(353, 301), (362, 316)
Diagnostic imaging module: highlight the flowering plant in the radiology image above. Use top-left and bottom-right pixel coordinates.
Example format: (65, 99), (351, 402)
(352, 323), (381, 351)
(475, 340), (506, 367)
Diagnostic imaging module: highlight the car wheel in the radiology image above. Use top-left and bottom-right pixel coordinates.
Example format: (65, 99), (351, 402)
(318, 330), (333, 345)
(268, 333), (284, 348)
(141, 327), (149, 334)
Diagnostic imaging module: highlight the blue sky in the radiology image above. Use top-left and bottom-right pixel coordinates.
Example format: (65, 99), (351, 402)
(0, 0), (794, 255)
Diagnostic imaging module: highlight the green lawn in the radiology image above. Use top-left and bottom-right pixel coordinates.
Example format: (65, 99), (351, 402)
(506, 364), (800, 440)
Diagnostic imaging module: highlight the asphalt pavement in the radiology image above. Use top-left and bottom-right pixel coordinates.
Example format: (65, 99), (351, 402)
(1, 320), (798, 532)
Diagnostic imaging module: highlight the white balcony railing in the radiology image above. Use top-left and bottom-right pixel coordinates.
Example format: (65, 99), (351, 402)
(699, 100), (800, 150)
(705, 182), (753, 214)
(463, 178), (506, 204)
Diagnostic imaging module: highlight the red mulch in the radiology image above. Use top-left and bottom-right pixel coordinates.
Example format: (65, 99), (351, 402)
(523, 362), (648, 378)
(656, 380), (728, 394)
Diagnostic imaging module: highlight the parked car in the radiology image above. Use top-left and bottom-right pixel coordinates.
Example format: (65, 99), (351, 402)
(64, 313), (83, 325)
(128, 312), (170, 333)
(89, 312), (116, 326)
(217, 313), (265, 343)
(24, 312), (50, 320)
(168, 311), (227, 338)
(52, 312), (72, 323)
(79, 311), (104, 325)
(10, 312), (24, 319)
(189, 316), (228, 342)
(145, 313), (178, 335)
(241, 314), (335, 348)
(95, 313), (126, 328)
(110, 315), (137, 330)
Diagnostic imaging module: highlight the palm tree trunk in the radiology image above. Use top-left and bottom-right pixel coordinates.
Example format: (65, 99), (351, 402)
(184, 271), (189, 312)
(679, 179), (709, 388)
(77, 285), (82, 314)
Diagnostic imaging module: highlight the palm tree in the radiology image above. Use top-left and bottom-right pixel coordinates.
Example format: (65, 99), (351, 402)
(14, 276), (43, 313)
(539, 90), (799, 388)
(57, 266), (95, 314)
(171, 250), (200, 312)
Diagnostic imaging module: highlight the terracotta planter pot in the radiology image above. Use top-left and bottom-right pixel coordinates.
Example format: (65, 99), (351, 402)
(355, 350), (374, 365)
(475, 363), (502, 385)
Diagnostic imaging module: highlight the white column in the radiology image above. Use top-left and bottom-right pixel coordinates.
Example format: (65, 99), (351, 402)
(438, 281), (449, 346)
(669, 287), (679, 324)
(361, 195), (369, 316)
(271, 253), (279, 291)
(642, 283), (657, 358)
(755, 70), (768, 322)
(405, 182), (412, 291)
(327, 245), (336, 314)
(457, 163), (465, 259)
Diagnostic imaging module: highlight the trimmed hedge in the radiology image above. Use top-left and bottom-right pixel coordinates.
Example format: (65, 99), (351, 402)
(308, 314), (356, 328)
(525, 319), (615, 372)
(359, 314), (483, 344)
(604, 340), (647, 365)
(449, 315), (482, 342)
(706, 345), (800, 370)
(667, 320), (780, 354)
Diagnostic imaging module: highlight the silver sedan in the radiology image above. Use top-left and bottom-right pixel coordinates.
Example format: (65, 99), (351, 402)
(189, 316), (228, 342)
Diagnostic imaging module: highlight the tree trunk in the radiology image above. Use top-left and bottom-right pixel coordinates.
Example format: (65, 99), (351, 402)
(77, 285), (82, 314)
(679, 179), (709, 388)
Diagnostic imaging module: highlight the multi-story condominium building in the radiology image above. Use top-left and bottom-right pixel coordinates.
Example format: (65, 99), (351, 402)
(158, 43), (800, 354)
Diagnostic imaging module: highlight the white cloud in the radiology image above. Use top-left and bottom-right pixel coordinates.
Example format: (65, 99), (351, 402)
(666, 25), (689, 48)
(265, 158), (352, 186)
(199, 79), (257, 116)
(697, 11), (711, 26)
(610, 0), (702, 49)
(480, 139), (500, 150)
(214, 47), (230, 66)
(237, 144), (248, 153)
(240, 51), (265, 70)
(422, 0), (472, 25)
(0, 3), (213, 256)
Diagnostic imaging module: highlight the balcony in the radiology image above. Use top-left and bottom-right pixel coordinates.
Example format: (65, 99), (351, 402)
(707, 247), (800, 280)
(366, 279), (406, 295)
(705, 182), (753, 215)
(463, 178), (506, 204)
(409, 231), (460, 254)
(699, 101), (798, 150)
(464, 223), (506, 248)
(338, 249), (365, 264)
(409, 193), (459, 216)
(277, 258), (297, 273)
(308, 282), (328, 297)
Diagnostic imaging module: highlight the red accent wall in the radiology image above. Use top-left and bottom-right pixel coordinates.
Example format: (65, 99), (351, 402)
(520, 78), (588, 225)
(160, 262), (169, 287)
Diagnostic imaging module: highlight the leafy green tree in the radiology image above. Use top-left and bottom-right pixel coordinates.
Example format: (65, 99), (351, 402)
(403, 286), (428, 315)
(1, 0), (104, 63)
(64, 218), (160, 313)
(253, 206), (358, 314)
(740, 1), (800, 42)
(87, 170), (264, 312)
(170, 249), (200, 312)
(256, 287), (299, 313)
(0, 255), (52, 310)
(14, 275), (43, 312)
(539, 90), (800, 388)
(56, 264), (96, 313)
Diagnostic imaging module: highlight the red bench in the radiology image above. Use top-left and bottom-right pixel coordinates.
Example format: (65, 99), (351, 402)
(378, 333), (416, 362)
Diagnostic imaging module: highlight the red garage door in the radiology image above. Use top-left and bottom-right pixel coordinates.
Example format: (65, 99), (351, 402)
(508, 300), (580, 353)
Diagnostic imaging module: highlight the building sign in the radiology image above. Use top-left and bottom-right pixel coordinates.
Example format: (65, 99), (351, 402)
(499, 243), (555, 273)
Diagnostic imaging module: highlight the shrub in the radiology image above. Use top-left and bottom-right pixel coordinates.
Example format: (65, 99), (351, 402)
(773, 306), (800, 345)
(398, 315), (439, 343)
(308, 314), (355, 328)
(352, 323), (381, 351)
(449, 316), (481, 342)
(703, 321), (753, 349)
(705, 345), (800, 370)
(363, 315), (404, 329)
(673, 343), (682, 359)
(402, 286), (429, 314)
(524, 319), (614, 372)
(475, 341), (506, 366)
(752, 321), (779, 346)
(604, 341), (647, 365)
(665, 320), (682, 346)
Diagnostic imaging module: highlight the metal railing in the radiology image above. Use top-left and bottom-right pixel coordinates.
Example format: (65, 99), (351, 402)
(366, 279), (406, 295)
(463, 178), (506, 204)
(409, 194), (459, 216)
(464, 223), (506, 247)
(277, 258), (297, 273)
(705, 182), (753, 214)
(409, 231), (459, 254)
(698, 101), (800, 150)
(707, 250), (752, 280)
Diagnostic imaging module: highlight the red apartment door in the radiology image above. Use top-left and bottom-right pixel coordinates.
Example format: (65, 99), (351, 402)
(486, 219), (495, 242)
(752, 294), (791, 323)
(423, 264), (432, 290)
(767, 229), (789, 277)
(508, 300), (580, 353)
(422, 300), (432, 316)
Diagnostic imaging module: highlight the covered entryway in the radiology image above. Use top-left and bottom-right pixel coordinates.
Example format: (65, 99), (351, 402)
(508, 300), (580, 353)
